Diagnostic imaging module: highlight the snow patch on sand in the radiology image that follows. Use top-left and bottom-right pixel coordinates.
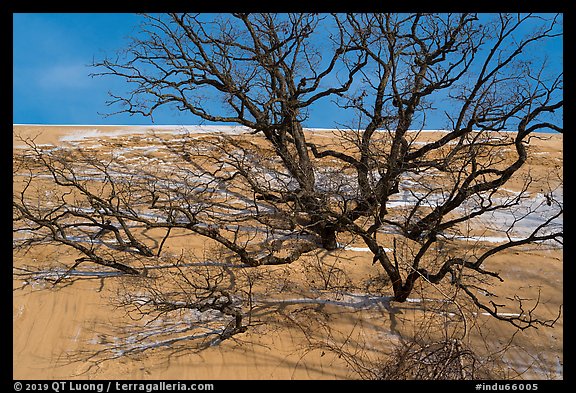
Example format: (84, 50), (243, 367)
(58, 125), (252, 142)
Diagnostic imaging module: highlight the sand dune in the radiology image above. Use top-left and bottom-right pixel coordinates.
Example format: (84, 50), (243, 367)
(13, 125), (563, 380)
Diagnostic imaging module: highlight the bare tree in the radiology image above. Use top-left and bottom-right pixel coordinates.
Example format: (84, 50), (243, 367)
(314, 13), (564, 324)
(14, 12), (562, 347)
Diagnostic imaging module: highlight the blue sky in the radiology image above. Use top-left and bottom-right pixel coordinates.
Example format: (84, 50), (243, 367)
(13, 13), (148, 125)
(13, 13), (563, 129)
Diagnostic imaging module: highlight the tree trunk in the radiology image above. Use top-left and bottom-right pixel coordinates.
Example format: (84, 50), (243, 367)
(321, 230), (338, 251)
(392, 287), (411, 303)
(391, 273), (419, 303)
(316, 223), (338, 251)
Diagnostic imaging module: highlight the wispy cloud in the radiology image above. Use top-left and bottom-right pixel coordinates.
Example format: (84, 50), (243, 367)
(37, 63), (93, 90)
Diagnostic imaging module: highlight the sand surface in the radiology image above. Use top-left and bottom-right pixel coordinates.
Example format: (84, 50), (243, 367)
(13, 125), (563, 380)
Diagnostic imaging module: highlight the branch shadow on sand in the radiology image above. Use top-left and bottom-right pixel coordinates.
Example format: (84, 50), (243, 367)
(40, 262), (466, 379)
(15, 248), (557, 379)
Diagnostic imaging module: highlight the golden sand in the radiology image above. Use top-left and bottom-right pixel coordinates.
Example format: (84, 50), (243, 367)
(13, 125), (563, 380)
